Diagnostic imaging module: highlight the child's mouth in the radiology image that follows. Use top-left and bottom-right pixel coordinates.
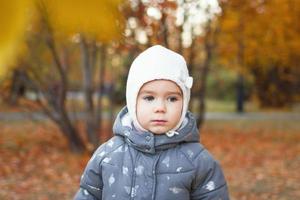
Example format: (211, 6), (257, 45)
(151, 120), (167, 125)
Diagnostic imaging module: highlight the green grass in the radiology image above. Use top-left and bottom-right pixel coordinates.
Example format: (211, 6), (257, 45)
(192, 98), (260, 113)
(203, 119), (300, 132)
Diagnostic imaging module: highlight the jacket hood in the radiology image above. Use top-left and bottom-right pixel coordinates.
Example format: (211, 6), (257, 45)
(126, 45), (193, 132)
(113, 107), (200, 154)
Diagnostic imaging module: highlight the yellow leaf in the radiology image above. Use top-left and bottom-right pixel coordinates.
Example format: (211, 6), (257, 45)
(39, 0), (125, 42)
(0, 1), (32, 77)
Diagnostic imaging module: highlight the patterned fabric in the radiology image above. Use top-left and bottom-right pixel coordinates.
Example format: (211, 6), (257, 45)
(74, 107), (230, 200)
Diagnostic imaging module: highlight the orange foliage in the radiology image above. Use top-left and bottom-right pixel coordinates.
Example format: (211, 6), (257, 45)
(218, 0), (300, 70)
(217, 0), (300, 107)
(0, 122), (90, 199)
(202, 121), (300, 199)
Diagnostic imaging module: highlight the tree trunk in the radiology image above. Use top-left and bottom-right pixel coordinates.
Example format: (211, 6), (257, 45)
(9, 68), (28, 105)
(58, 110), (86, 153)
(196, 20), (215, 128)
(80, 36), (99, 150)
(197, 41), (212, 128)
(46, 28), (86, 153)
(236, 13), (245, 113)
(97, 44), (107, 141)
(161, 11), (169, 48)
(30, 2), (88, 153)
(236, 73), (245, 113)
(35, 88), (86, 153)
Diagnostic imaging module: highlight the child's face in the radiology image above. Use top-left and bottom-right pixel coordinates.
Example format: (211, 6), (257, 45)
(136, 80), (183, 134)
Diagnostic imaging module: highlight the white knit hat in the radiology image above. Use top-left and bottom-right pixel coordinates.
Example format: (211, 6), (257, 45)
(126, 45), (193, 133)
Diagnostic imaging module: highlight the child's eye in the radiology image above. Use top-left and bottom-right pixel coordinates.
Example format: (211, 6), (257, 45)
(143, 96), (154, 101)
(167, 96), (178, 102)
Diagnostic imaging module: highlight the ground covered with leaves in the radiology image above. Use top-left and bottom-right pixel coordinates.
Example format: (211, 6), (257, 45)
(0, 119), (299, 200)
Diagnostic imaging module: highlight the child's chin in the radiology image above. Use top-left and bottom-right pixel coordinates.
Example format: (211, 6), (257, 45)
(150, 127), (170, 135)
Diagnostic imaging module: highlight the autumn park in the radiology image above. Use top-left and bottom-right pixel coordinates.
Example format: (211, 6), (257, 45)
(0, 0), (299, 199)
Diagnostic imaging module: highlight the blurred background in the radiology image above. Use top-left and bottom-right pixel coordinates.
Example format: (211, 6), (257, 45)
(0, 0), (299, 199)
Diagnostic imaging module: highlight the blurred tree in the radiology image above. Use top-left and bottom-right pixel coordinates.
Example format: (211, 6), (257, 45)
(114, 0), (180, 117)
(121, 0), (221, 128)
(217, 0), (300, 108)
(177, 0), (221, 128)
(195, 17), (220, 126)
(23, 0), (125, 153)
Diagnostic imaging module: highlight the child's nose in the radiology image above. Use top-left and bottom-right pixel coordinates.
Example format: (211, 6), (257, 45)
(154, 100), (166, 113)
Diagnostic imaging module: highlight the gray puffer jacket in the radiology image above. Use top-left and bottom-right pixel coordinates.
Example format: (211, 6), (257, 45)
(74, 107), (229, 200)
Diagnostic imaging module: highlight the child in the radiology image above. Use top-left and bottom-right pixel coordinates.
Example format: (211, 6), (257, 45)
(74, 45), (230, 200)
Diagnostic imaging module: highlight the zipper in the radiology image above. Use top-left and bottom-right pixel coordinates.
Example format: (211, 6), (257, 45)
(130, 151), (140, 200)
(151, 152), (162, 200)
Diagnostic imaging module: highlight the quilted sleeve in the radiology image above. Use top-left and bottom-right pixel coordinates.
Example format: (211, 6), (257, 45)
(190, 149), (230, 200)
(73, 145), (107, 200)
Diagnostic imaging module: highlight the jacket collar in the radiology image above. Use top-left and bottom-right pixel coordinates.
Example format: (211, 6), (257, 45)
(113, 107), (200, 154)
